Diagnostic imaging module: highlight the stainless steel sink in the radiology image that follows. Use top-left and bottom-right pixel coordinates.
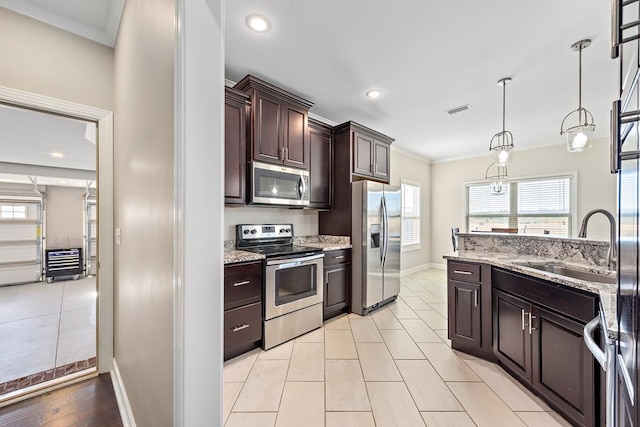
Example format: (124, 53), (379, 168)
(513, 262), (616, 284)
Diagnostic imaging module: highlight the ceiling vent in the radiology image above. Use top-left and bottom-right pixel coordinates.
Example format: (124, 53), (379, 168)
(446, 104), (471, 115)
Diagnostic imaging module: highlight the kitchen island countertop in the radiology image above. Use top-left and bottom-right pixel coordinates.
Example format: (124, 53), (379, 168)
(444, 252), (617, 339)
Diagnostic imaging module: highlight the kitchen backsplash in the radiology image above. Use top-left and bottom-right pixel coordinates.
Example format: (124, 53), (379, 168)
(223, 206), (319, 240)
(457, 232), (610, 267)
(225, 235), (350, 250)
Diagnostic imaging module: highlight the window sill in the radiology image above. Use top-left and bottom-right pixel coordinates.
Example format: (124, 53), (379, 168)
(401, 243), (421, 253)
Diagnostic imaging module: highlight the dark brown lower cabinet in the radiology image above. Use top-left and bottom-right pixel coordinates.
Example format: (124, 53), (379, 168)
(224, 260), (263, 361)
(323, 249), (351, 320)
(492, 268), (598, 427)
(449, 281), (481, 347)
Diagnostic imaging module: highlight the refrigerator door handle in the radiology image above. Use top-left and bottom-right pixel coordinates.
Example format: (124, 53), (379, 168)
(379, 197), (385, 265)
(381, 196), (389, 268)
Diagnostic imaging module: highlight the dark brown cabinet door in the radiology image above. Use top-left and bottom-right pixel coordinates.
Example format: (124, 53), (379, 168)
(224, 301), (262, 361)
(308, 121), (332, 209)
(323, 249), (351, 320)
(353, 132), (374, 177)
(531, 307), (595, 427)
(252, 91), (283, 165)
(448, 280), (481, 347)
(282, 102), (309, 169)
(224, 88), (249, 205)
(373, 140), (390, 182)
(493, 289), (532, 382)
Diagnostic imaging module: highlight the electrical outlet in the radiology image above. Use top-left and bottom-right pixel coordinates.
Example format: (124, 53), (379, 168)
(115, 228), (121, 246)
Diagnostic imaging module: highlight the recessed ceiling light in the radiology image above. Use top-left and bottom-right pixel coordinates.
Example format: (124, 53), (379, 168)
(50, 152), (64, 158)
(246, 14), (271, 33)
(366, 89), (382, 99)
(60, 180), (67, 184)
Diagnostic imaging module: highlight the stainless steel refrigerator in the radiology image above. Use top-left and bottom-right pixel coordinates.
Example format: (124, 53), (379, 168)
(351, 180), (401, 316)
(609, 2), (640, 424)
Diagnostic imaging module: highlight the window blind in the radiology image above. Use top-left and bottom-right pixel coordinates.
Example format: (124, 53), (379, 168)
(466, 175), (573, 236)
(401, 182), (420, 246)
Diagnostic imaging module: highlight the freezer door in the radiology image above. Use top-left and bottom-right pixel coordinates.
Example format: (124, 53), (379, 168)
(382, 185), (401, 300)
(364, 181), (385, 308)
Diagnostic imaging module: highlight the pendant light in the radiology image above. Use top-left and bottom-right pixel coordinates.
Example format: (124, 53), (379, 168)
(489, 77), (514, 165)
(560, 39), (595, 152)
(485, 163), (508, 195)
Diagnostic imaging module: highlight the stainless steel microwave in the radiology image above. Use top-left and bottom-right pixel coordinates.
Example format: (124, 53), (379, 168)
(250, 162), (310, 207)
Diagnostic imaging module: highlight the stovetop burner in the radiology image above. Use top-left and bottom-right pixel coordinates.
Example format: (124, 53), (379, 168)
(235, 223), (323, 259)
(240, 244), (323, 258)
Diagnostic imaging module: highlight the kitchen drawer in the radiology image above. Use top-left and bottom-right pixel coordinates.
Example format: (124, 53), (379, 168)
(224, 301), (262, 359)
(448, 261), (481, 283)
(492, 268), (598, 323)
(224, 260), (263, 310)
(323, 249), (351, 267)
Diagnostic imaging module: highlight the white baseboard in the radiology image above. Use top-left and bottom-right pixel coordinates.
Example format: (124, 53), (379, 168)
(111, 358), (136, 427)
(400, 264), (431, 276)
(428, 263), (447, 270)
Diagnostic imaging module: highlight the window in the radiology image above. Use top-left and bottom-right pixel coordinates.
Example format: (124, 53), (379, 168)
(1, 204), (27, 219)
(466, 175), (573, 236)
(401, 181), (421, 248)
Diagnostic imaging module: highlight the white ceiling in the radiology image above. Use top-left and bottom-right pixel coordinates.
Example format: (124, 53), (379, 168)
(0, 0), (123, 46)
(0, 0), (617, 163)
(225, 0), (617, 162)
(0, 103), (96, 186)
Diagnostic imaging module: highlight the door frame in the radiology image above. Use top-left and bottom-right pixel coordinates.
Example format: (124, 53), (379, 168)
(0, 86), (114, 374)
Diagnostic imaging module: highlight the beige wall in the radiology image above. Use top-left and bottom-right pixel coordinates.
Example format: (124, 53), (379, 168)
(113, 0), (175, 424)
(0, 8), (113, 111)
(45, 186), (85, 248)
(430, 138), (617, 266)
(390, 148), (431, 273)
(224, 207), (318, 240)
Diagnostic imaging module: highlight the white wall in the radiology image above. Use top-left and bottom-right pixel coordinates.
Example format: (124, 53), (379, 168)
(113, 0), (175, 425)
(45, 186), (85, 248)
(430, 138), (617, 266)
(389, 147), (431, 272)
(223, 206), (318, 240)
(0, 8), (113, 111)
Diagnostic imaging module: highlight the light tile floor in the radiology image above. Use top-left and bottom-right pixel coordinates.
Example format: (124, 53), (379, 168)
(223, 268), (573, 427)
(0, 277), (96, 384)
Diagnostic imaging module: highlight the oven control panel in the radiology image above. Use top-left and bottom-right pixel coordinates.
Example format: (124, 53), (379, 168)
(238, 224), (293, 240)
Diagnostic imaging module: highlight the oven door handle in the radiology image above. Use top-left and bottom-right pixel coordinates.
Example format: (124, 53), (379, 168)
(266, 253), (324, 266)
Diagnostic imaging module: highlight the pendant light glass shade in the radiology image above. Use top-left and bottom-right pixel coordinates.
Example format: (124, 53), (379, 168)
(485, 163), (508, 195)
(561, 40), (595, 152)
(489, 77), (514, 165)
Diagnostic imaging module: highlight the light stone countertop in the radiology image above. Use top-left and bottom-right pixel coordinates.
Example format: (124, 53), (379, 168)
(223, 235), (351, 264)
(444, 251), (617, 339)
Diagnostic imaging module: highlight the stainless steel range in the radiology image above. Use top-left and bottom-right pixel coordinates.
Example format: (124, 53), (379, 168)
(236, 224), (324, 350)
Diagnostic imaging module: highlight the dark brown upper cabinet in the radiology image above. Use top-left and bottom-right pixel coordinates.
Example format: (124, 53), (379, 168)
(336, 121), (393, 184)
(224, 87), (250, 205)
(234, 75), (314, 170)
(308, 118), (333, 210)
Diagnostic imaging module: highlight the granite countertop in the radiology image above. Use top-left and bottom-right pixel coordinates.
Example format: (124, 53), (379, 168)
(444, 252), (617, 339)
(223, 235), (351, 264)
(223, 249), (265, 265)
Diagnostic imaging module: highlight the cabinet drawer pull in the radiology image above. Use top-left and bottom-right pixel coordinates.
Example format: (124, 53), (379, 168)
(529, 313), (536, 335)
(233, 280), (250, 287)
(333, 255), (345, 260)
(474, 290), (479, 307)
(453, 270), (473, 275)
(232, 324), (250, 332)
(521, 309), (526, 331)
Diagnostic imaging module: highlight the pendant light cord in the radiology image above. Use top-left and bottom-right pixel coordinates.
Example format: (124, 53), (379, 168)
(502, 79), (506, 132)
(578, 45), (583, 123)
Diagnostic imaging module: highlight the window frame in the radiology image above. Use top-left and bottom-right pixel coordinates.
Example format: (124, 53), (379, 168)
(463, 172), (578, 237)
(401, 179), (421, 252)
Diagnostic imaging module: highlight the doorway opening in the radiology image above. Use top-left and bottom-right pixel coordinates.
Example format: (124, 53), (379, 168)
(0, 88), (113, 406)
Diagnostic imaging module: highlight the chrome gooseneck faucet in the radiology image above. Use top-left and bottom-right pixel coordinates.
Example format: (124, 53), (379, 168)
(578, 209), (617, 271)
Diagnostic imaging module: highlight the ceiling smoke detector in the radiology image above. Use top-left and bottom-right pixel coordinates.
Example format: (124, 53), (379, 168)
(446, 104), (471, 115)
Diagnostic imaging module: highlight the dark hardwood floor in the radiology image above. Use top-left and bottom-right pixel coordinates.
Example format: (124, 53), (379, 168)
(0, 373), (122, 427)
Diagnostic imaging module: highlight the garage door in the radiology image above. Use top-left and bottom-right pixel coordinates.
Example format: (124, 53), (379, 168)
(0, 198), (42, 286)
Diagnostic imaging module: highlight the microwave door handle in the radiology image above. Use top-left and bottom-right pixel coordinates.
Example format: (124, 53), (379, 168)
(298, 175), (306, 200)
